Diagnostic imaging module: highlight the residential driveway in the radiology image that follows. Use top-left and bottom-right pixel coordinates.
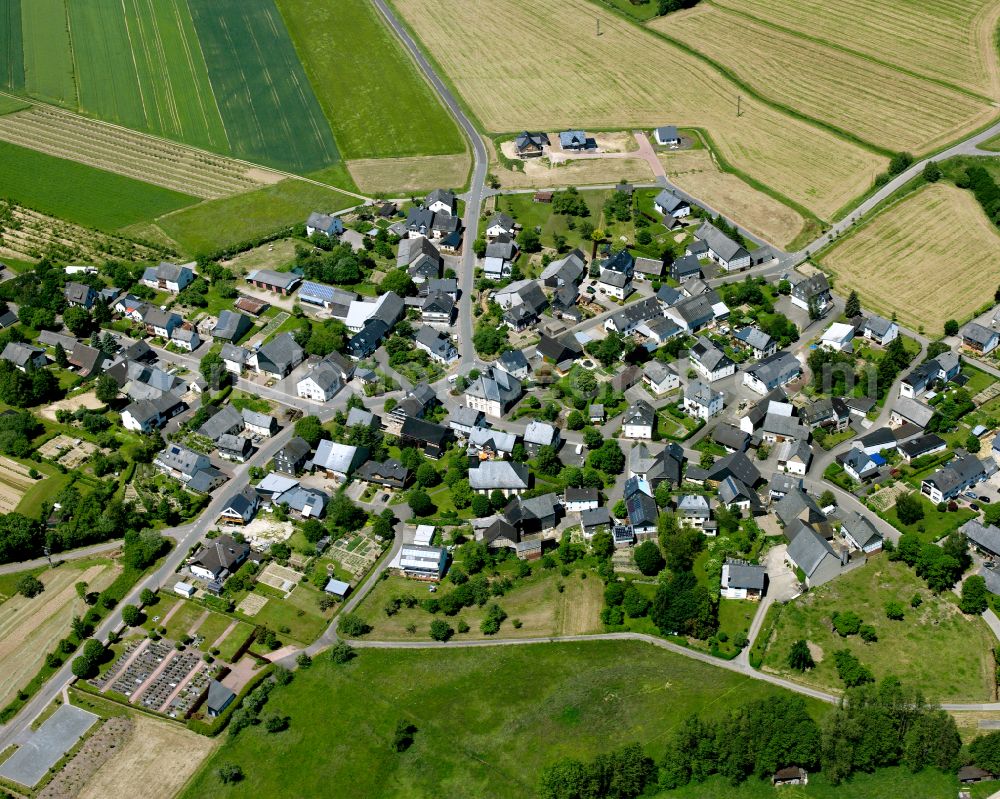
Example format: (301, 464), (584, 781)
(763, 544), (798, 602)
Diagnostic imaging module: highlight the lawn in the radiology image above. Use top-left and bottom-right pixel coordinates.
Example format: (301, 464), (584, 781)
(760, 556), (994, 702)
(353, 569), (604, 640)
(239, 586), (329, 647)
(187, 0), (339, 172)
(180, 640), (833, 799)
(653, 767), (960, 799)
(0, 140), (197, 231)
(192, 609), (235, 649)
(155, 178), (358, 256)
(275, 0), (464, 160)
(164, 599), (207, 641)
(216, 620), (255, 662)
(880, 493), (975, 544)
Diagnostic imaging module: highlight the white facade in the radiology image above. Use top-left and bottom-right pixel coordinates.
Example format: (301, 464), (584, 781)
(622, 421), (653, 440)
(297, 373), (341, 402)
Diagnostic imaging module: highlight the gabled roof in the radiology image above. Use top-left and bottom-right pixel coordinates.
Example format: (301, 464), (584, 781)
(963, 322), (997, 347)
(497, 349), (530, 375)
(840, 510), (881, 548)
(312, 440), (366, 474)
(695, 221), (748, 263)
(735, 326), (773, 352)
(691, 336), (733, 372)
(247, 269), (300, 291)
(198, 404), (243, 441)
(213, 311), (252, 341)
(257, 332), (303, 374)
(469, 460), (529, 490)
(892, 396), (934, 427)
(724, 560), (766, 590)
(623, 399), (656, 427)
(465, 368), (522, 407)
(786, 526), (838, 578)
(524, 420), (558, 446)
(653, 189), (687, 214)
(706, 451), (761, 486)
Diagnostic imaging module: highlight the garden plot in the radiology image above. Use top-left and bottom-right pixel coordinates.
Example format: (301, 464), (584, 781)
(867, 483), (910, 513)
(327, 531), (381, 577)
(37, 434), (98, 468)
(0, 457), (34, 513)
(236, 593), (267, 617)
(38, 390), (106, 423)
(236, 517), (294, 549)
(257, 562), (303, 595)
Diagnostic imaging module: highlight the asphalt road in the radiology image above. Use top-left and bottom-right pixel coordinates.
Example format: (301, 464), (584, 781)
(0, 540), (124, 575)
(369, 0), (488, 366)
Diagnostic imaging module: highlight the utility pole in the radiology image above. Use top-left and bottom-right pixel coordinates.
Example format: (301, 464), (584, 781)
(596, 17), (601, 36)
(736, 95), (742, 117)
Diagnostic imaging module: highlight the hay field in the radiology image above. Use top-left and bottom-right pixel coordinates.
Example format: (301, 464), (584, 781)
(77, 715), (215, 799)
(0, 564), (118, 708)
(0, 457), (36, 513)
(347, 154), (471, 194)
(712, 0), (1000, 97)
(392, 0), (883, 219)
(659, 149), (804, 247)
(821, 184), (1000, 332)
(657, 5), (995, 153)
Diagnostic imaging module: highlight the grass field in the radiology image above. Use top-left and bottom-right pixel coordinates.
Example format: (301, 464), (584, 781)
(0, 0), (24, 92)
(0, 139), (196, 230)
(20, 0), (75, 106)
(154, 178), (358, 255)
(760, 557), (994, 702)
(659, 149), (805, 247)
(0, 562), (118, 709)
(76, 714), (215, 799)
(354, 571), (603, 640)
(188, 0), (338, 173)
(276, 0), (464, 160)
(180, 641), (832, 799)
(347, 154), (471, 194)
(821, 184), (1000, 332)
(658, 5), (995, 154)
(652, 768), (960, 799)
(393, 0), (884, 219)
(709, 0), (1000, 98)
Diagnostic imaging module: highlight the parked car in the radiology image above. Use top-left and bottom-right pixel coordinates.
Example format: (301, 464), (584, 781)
(971, 503), (981, 511)
(979, 496), (991, 503)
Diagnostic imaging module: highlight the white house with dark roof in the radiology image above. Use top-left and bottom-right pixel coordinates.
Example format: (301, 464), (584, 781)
(684, 380), (724, 419)
(653, 189), (690, 219)
(963, 322), (1000, 355)
(598, 268), (633, 300)
(469, 460), (529, 496)
(791, 274), (832, 315)
(690, 336), (735, 382)
(622, 399), (656, 439)
(889, 396), (934, 429)
(921, 452), (987, 504)
(860, 315), (898, 346)
(141, 261), (194, 293)
(414, 326), (458, 364)
(305, 212), (344, 238)
(839, 510), (883, 553)
(721, 560), (766, 599)
(485, 212), (516, 240)
(297, 358), (342, 402)
(743, 351), (801, 395)
(465, 368), (522, 418)
(734, 326), (776, 360)
(694, 221), (750, 271)
(654, 125), (680, 146)
(643, 361), (678, 395)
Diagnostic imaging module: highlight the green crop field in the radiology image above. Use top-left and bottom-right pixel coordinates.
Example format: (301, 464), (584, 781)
(181, 641), (833, 799)
(21, 0), (75, 105)
(0, 139), (196, 230)
(0, 0), (24, 91)
(275, 0), (464, 159)
(188, 0), (338, 172)
(153, 178), (357, 255)
(65, 0), (229, 152)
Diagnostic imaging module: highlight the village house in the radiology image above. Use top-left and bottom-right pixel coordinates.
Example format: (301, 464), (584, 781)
(305, 212), (345, 238)
(212, 311), (253, 343)
(170, 326), (200, 352)
(899, 352), (960, 398)
(254, 333), (304, 379)
(622, 399), (656, 439)
(496, 349), (530, 381)
(64, 281), (96, 308)
(683, 380), (724, 419)
(514, 130), (550, 158)
(629, 442), (684, 487)
(720, 560), (766, 600)
(274, 437), (311, 475)
(790, 274), (833, 315)
(242, 409), (278, 437)
(654, 125), (681, 146)
(624, 477), (658, 538)
(693, 221), (751, 271)
(839, 446), (884, 482)
(785, 526), (846, 588)
(899, 433), (947, 463)
(469, 460), (530, 497)
(921, 452), (987, 504)
(669, 254), (701, 283)
(677, 494), (711, 529)
(190, 534), (250, 582)
(483, 235), (519, 279)
(298, 281), (356, 310)
(400, 417), (452, 459)
(564, 487), (599, 513)
(776, 438), (812, 476)
(142, 306), (182, 339)
(523, 420), (560, 456)
(467, 426), (517, 460)
(690, 336), (736, 382)
(392, 544), (448, 581)
(121, 393), (187, 433)
(653, 189), (690, 219)
(355, 458), (410, 490)
(743, 351), (801, 395)
(962, 322), (999, 355)
(465, 367), (522, 417)
(839, 510), (883, 553)
(311, 440), (368, 480)
(414, 326), (458, 364)
(734, 326), (776, 359)
(0, 342), (45, 372)
(297, 357), (342, 402)
(889, 396), (934, 429)
(820, 322), (855, 352)
(141, 261), (195, 293)
(643, 361), (678, 395)
(860, 314), (898, 346)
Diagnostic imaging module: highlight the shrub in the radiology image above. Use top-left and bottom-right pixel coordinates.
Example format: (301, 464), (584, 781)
(338, 613), (370, 638)
(834, 649), (873, 687)
(217, 764), (244, 784)
(16, 574), (44, 598)
(859, 624), (878, 642)
(831, 611), (862, 637)
(329, 642), (354, 664)
(429, 619), (453, 641)
(885, 601), (905, 621)
(633, 541), (665, 576)
(480, 604), (507, 635)
(265, 715), (289, 733)
(787, 639), (814, 671)
(392, 719), (416, 752)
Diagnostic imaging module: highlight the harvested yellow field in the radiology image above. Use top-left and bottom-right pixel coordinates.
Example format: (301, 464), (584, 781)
(822, 184), (1000, 332)
(346, 153), (471, 194)
(77, 715), (215, 799)
(0, 564), (118, 708)
(711, 0), (1000, 97)
(658, 5), (995, 153)
(393, 0), (884, 219)
(659, 149), (804, 247)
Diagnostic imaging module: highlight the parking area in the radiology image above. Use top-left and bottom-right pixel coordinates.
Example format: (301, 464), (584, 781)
(0, 704), (98, 787)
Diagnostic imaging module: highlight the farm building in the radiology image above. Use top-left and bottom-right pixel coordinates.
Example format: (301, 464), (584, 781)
(246, 269), (301, 295)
